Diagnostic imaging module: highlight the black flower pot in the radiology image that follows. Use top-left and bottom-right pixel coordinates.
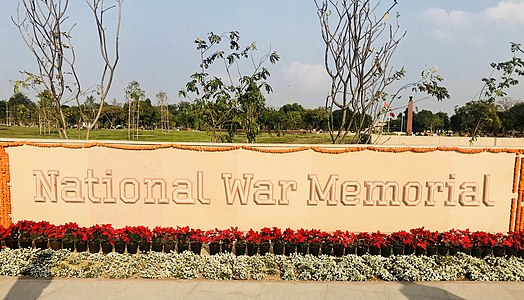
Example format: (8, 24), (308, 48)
(345, 245), (356, 255)
(235, 243), (246, 256)
(404, 246), (415, 255)
(209, 242), (220, 255)
(259, 242), (270, 255)
(164, 243), (175, 253)
(20, 240), (32, 249)
(127, 242), (138, 254)
(333, 245), (344, 257)
(75, 241), (87, 252)
(461, 247), (472, 255)
(437, 246), (449, 256)
(381, 245), (392, 257)
(62, 241), (74, 251)
(151, 243), (163, 253)
(35, 240), (48, 250)
(426, 246), (437, 256)
(493, 246), (505, 257)
(517, 249), (524, 258)
(247, 243), (258, 256)
(481, 246), (493, 258)
(190, 242), (202, 255)
(321, 244), (333, 256)
(309, 243), (321, 256)
(369, 246), (380, 256)
(114, 242), (125, 254)
(222, 239), (232, 253)
(5, 239), (18, 249)
(177, 242), (189, 253)
(272, 242), (284, 255)
(506, 247), (516, 257)
(88, 242), (100, 253)
(284, 243), (295, 256)
(471, 247), (482, 258)
(101, 242), (113, 254)
(296, 243), (308, 255)
(449, 246), (460, 256)
(415, 247), (426, 256)
(139, 242), (150, 253)
(393, 245), (404, 256)
(356, 245), (368, 256)
(222, 243), (233, 254)
(49, 240), (62, 251)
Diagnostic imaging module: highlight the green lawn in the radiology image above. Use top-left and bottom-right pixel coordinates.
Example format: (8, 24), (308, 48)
(0, 126), (337, 144)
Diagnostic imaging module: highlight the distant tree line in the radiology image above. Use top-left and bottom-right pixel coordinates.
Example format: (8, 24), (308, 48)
(2, 91), (524, 138)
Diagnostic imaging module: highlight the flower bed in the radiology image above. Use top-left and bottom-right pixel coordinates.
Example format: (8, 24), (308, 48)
(0, 249), (524, 281)
(2, 221), (524, 281)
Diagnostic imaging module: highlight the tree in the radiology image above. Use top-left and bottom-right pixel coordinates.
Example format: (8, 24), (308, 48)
(37, 90), (59, 134)
(81, 0), (123, 139)
(315, 0), (449, 144)
(179, 31), (279, 143)
(482, 43), (524, 101)
(12, 0), (123, 139)
(503, 101), (524, 132)
(12, 0), (78, 138)
(124, 81), (145, 139)
(454, 99), (501, 143)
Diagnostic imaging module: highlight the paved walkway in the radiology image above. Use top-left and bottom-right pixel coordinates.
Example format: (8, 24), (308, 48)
(0, 278), (523, 300)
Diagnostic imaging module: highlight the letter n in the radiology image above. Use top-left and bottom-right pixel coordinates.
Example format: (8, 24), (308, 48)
(33, 170), (59, 203)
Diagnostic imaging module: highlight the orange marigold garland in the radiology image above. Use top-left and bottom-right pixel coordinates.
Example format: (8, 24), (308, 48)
(510, 198), (517, 232)
(513, 155), (521, 194)
(0, 147), (12, 227)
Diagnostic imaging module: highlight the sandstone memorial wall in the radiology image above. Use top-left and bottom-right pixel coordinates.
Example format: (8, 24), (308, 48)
(0, 141), (523, 233)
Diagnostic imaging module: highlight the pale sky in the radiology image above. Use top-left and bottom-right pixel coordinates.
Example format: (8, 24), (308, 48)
(1, 0), (523, 115)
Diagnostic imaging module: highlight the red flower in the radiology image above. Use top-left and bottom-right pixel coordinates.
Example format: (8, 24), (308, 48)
(245, 229), (261, 244)
(390, 230), (414, 247)
(369, 231), (388, 248)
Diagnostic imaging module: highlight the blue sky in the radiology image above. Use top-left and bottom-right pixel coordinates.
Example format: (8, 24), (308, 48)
(1, 0), (523, 115)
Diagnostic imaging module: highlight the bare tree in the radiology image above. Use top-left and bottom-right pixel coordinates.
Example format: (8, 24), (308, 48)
(12, 0), (122, 140)
(315, 0), (405, 144)
(12, 0), (80, 139)
(82, 0), (123, 140)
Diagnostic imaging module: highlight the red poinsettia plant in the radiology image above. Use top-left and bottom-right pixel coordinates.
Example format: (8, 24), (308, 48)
(13, 220), (35, 241)
(88, 224), (116, 244)
(29, 221), (53, 242)
(189, 228), (206, 244)
(504, 232), (523, 250)
(244, 229), (261, 245)
(470, 231), (497, 247)
(122, 226), (152, 244)
(283, 228), (296, 245)
(356, 232), (371, 247)
(307, 229), (327, 245)
(152, 227), (177, 245)
(174, 226), (191, 244)
(390, 230), (414, 247)
(47, 224), (65, 242)
(73, 226), (89, 243)
(294, 228), (310, 244)
(231, 227), (245, 245)
(328, 230), (355, 247)
(410, 227), (438, 250)
(369, 231), (388, 248)
(61, 222), (80, 243)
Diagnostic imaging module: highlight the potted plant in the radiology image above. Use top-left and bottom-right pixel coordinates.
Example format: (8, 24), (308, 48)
(189, 228), (204, 255)
(356, 232), (371, 256)
(259, 227), (274, 255)
(232, 227), (246, 255)
(151, 227), (168, 252)
(369, 231), (389, 256)
(161, 227), (177, 253)
(244, 229), (261, 256)
(218, 228), (235, 253)
(329, 230), (348, 257)
(205, 229), (221, 255)
(493, 233), (507, 257)
(73, 226), (89, 252)
(87, 224), (105, 253)
(504, 231), (522, 257)
(268, 227), (284, 255)
(175, 226), (190, 253)
(61, 222), (79, 251)
(98, 224), (115, 254)
(29, 221), (51, 249)
(48, 224), (65, 250)
(307, 229), (323, 256)
(113, 228), (127, 254)
(283, 228), (296, 256)
(390, 230), (413, 255)
(294, 228), (309, 255)
(3, 223), (19, 249)
(14, 220), (34, 248)
(470, 231), (496, 257)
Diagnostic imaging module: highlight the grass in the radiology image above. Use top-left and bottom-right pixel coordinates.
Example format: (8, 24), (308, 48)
(0, 126), (337, 144)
